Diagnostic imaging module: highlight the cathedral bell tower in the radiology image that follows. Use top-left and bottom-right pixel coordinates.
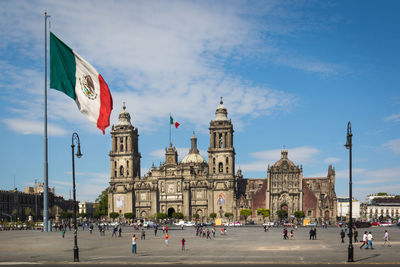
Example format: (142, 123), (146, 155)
(108, 103), (141, 217)
(208, 98), (235, 178)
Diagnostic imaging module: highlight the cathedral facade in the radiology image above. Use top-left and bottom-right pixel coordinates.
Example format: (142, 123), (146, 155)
(108, 101), (337, 223)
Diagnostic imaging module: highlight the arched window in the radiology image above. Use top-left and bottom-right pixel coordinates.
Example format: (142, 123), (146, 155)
(213, 133), (216, 148)
(120, 137), (124, 152)
(114, 137), (117, 151)
(219, 134), (223, 148)
(213, 158), (215, 165)
(126, 161), (129, 176)
(120, 166), (124, 176)
(213, 167), (216, 174)
(225, 157), (228, 164)
(226, 167), (229, 173)
(218, 162), (223, 173)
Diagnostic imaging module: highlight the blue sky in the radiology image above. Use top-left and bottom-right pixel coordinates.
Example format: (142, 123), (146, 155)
(1, 0), (399, 202)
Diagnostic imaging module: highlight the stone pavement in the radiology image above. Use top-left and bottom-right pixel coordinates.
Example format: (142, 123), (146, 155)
(0, 225), (399, 265)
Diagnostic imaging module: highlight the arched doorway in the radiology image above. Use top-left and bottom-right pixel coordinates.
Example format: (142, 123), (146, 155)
(324, 210), (330, 221)
(168, 208), (175, 218)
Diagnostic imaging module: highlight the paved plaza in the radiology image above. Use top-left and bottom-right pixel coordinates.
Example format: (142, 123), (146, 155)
(0, 225), (399, 265)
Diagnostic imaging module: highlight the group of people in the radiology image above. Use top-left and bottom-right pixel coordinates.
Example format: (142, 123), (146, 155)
(309, 228), (317, 240)
(282, 228), (294, 240)
(195, 226), (219, 239)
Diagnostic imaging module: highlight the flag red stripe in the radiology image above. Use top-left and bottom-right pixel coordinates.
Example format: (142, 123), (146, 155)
(174, 122), (180, 128)
(97, 74), (113, 134)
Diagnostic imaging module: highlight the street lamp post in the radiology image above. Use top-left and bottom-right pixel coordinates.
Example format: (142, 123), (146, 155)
(71, 132), (83, 262)
(344, 122), (354, 262)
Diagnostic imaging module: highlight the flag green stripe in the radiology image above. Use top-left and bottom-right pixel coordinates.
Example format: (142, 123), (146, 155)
(50, 32), (76, 100)
(170, 115), (174, 124)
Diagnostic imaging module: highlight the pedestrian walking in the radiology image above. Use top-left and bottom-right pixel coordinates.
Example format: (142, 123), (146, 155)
(212, 227), (216, 238)
(309, 228), (313, 240)
(118, 226), (122, 237)
(62, 228), (66, 238)
(283, 228), (288, 240)
(154, 225), (158, 236)
(290, 230), (294, 240)
(383, 230), (391, 247)
(162, 226), (165, 233)
(365, 231), (374, 249)
(141, 229), (146, 240)
(264, 225), (267, 232)
(181, 238), (186, 251)
(313, 228), (317, 240)
(360, 231), (368, 249)
(112, 226), (117, 237)
(166, 226), (169, 233)
(165, 233), (169, 246)
(340, 229), (345, 243)
(132, 234), (137, 254)
(206, 229), (211, 239)
(354, 230), (358, 243)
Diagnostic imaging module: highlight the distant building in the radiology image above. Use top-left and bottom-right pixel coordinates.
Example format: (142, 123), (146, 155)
(362, 195), (400, 221)
(24, 181), (55, 195)
(336, 197), (360, 220)
(0, 188), (74, 221)
(78, 202), (95, 216)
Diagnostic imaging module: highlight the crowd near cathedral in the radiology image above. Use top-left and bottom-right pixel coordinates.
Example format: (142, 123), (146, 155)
(108, 100), (337, 223)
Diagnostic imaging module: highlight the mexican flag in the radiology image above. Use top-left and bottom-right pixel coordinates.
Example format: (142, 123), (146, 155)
(170, 115), (180, 128)
(50, 32), (113, 134)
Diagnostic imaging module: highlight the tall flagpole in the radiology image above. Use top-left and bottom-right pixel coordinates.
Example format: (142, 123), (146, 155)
(43, 11), (50, 232)
(169, 112), (171, 146)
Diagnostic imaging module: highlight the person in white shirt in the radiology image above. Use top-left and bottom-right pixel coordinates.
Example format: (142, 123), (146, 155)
(365, 231), (374, 249)
(132, 234), (137, 254)
(383, 230), (391, 247)
(360, 231), (368, 249)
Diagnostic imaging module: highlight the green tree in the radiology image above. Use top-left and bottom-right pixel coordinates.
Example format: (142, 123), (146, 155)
(377, 192), (388, 196)
(60, 211), (73, 219)
(95, 187), (109, 216)
(209, 212), (217, 220)
(224, 212), (234, 222)
(109, 212), (119, 221)
(78, 212), (87, 218)
(294, 211), (305, 219)
(93, 210), (101, 219)
(172, 212), (184, 220)
(240, 209), (252, 222)
(276, 209), (288, 220)
(124, 212), (135, 220)
(257, 208), (270, 223)
(156, 213), (168, 221)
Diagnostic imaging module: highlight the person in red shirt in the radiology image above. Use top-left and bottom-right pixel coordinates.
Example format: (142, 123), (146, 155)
(181, 238), (185, 251)
(165, 233), (169, 246)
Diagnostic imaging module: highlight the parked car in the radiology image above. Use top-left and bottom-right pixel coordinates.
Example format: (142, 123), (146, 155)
(227, 221), (242, 227)
(380, 222), (393, 227)
(371, 222), (381, 227)
(354, 221), (371, 228)
(143, 221), (154, 227)
(245, 220), (255, 225)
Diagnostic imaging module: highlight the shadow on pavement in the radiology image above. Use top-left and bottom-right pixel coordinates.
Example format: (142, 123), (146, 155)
(354, 253), (380, 262)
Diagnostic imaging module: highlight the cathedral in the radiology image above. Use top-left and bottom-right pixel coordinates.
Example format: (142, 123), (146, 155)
(108, 100), (337, 223)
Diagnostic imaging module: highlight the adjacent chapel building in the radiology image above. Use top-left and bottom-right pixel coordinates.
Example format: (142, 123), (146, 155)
(108, 100), (337, 223)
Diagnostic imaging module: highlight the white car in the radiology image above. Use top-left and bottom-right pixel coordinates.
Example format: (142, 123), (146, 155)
(183, 221), (195, 227)
(227, 221), (242, 227)
(262, 222), (274, 227)
(175, 220), (185, 226)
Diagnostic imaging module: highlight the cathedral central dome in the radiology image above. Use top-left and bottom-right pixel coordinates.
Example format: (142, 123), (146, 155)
(181, 132), (206, 164)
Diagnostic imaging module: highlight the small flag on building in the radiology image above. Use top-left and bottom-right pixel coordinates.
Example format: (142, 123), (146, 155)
(50, 32), (113, 134)
(170, 115), (180, 128)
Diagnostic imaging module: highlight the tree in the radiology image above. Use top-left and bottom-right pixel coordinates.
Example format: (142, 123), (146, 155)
(276, 209), (288, 220)
(109, 212), (119, 221)
(377, 192), (388, 196)
(156, 213), (168, 221)
(124, 212), (134, 220)
(257, 208), (270, 223)
(60, 211), (72, 219)
(294, 211), (305, 219)
(240, 209), (252, 222)
(209, 212), (217, 220)
(78, 213), (87, 219)
(172, 212), (184, 220)
(95, 187), (109, 217)
(224, 212), (234, 222)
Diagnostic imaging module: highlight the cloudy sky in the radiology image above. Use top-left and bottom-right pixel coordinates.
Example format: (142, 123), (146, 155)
(1, 0), (399, 202)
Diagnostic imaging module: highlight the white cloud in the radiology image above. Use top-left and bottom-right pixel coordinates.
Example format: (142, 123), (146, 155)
(3, 118), (67, 136)
(240, 146), (320, 172)
(384, 113), (400, 122)
(383, 139), (400, 155)
(324, 157), (341, 164)
(0, 1), (345, 136)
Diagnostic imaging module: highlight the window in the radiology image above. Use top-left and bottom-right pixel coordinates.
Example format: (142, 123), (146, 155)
(120, 137), (124, 152)
(219, 133), (223, 148)
(120, 166), (124, 176)
(213, 167), (216, 174)
(125, 136), (128, 151)
(126, 161), (129, 176)
(213, 133), (216, 148)
(213, 158), (215, 165)
(308, 210), (312, 216)
(114, 137), (117, 151)
(219, 162), (223, 173)
(226, 157), (228, 164)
